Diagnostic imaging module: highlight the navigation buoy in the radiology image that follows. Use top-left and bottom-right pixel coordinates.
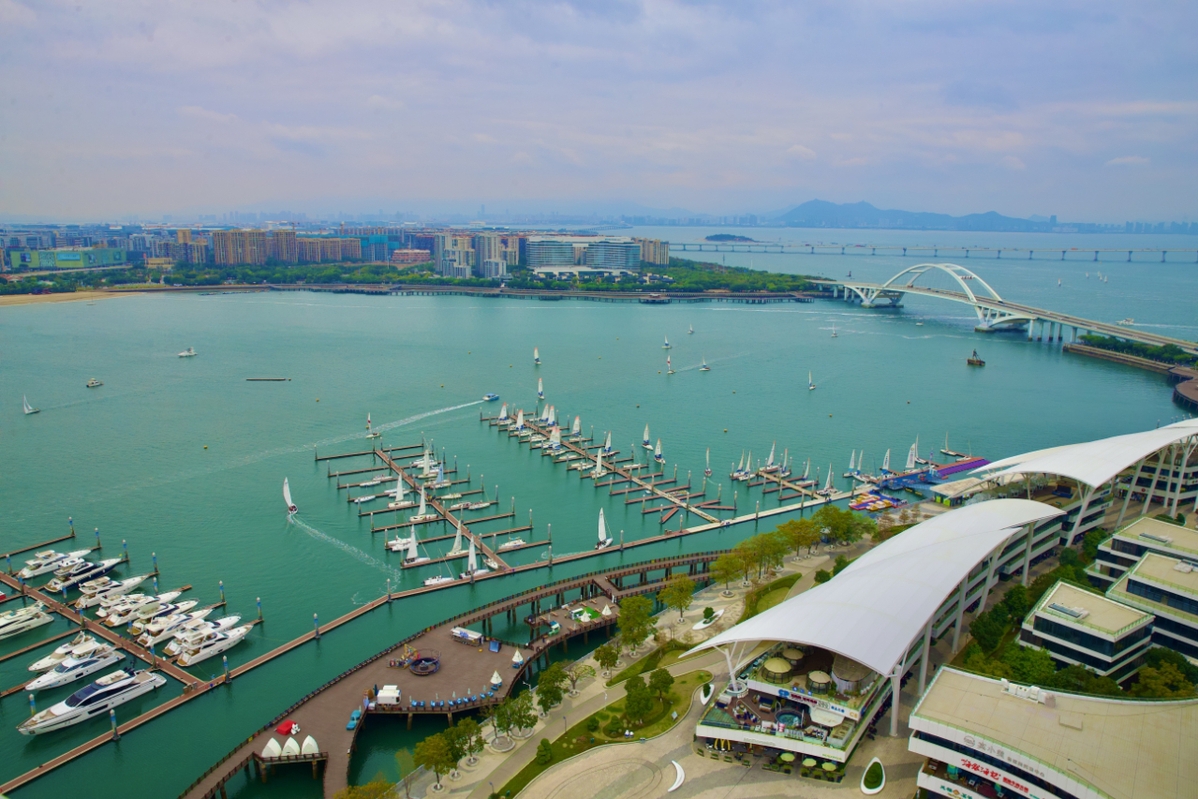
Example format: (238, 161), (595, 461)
(203, 445), (208, 449)
(724, 429), (728, 433)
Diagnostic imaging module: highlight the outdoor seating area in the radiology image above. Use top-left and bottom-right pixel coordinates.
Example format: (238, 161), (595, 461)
(693, 741), (845, 782)
(704, 686), (860, 749)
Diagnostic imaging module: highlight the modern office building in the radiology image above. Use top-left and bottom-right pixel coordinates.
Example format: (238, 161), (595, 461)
(525, 237), (577, 270)
(7, 247), (127, 271)
(909, 668), (1197, 799)
(1088, 516), (1198, 590)
(1019, 581), (1154, 680)
(1107, 552), (1198, 660)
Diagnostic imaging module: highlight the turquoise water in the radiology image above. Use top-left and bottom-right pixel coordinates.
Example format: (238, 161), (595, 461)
(0, 230), (1194, 798)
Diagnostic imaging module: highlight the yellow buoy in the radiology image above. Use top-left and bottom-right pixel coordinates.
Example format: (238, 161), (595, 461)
(203, 445), (208, 449)
(723, 428), (728, 433)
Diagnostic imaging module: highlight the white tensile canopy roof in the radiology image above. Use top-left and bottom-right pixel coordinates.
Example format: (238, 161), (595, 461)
(973, 418), (1198, 489)
(687, 499), (1063, 678)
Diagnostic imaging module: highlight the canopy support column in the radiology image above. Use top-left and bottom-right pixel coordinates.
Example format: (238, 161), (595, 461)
(951, 579), (967, 653)
(918, 618), (934, 695)
(979, 549), (999, 613)
(1066, 484), (1098, 546)
(1170, 441), (1195, 517)
(1141, 450), (1170, 517)
(1021, 522), (1035, 587)
(1117, 457), (1148, 529)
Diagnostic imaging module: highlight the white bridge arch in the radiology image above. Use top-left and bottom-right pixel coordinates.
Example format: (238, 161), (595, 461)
(838, 263), (1035, 330)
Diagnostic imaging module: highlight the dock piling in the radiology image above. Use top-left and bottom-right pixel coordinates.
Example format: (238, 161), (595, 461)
(95, 527), (101, 549)
(314, 613), (320, 639)
(257, 597), (262, 621)
(122, 539), (128, 563)
(223, 655), (230, 683)
(219, 581), (225, 606)
(68, 516), (75, 537)
(28, 693), (35, 717)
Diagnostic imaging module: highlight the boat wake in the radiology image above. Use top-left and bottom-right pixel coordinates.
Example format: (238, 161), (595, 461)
(288, 516), (404, 581)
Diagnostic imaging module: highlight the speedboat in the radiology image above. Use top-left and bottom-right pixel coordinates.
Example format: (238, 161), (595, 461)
(86, 378), (103, 388)
(386, 533), (415, 553)
(1117, 318), (1135, 326)
(135, 609), (216, 647)
(26, 646), (123, 691)
(128, 599), (199, 636)
(45, 558), (122, 593)
(178, 347), (196, 357)
(176, 624), (252, 667)
(423, 575), (456, 587)
(18, 549), (92, 580)
(75, 573), (150, 610)
(29, 633), (103, 672)
(497, 537), (527, 552)
(483, 393), (500, 402)
(162, 616), (242, 657)
(18, 669), (167, 735)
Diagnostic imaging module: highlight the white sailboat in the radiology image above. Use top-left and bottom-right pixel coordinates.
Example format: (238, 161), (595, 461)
(688, 324), (694, 335)
(409, 487), (438, 524)
(570, 415), (582, 438)
(882, 449), (891, 473)
(602, 430), (612, 454)
(403, 532), (429, 566)
(514, 409), (525, 431)
(808, 371), (816, 391)
(283, 478), (297, 514)
(595, 509), (613, 549)
(704, 448), (712, 477)
(366, 414), (381, 439)
(821, 464), (834, 495)
(497, 403), (509, 422)
(537, 378), (544, 400)
(830, 324), (837, 338)
(666, 355), (674, 374)
(642, 424), (653, 450)
(548, 426), (562, 451)
(448, 525), (465, 557)
(803, 458), (811, 481)
(662, 335), (671, 349)
(534, 347), (541, 365)
(538, 404), (550, 424)
(592, 449), (607, 479)
(653, 439), (664, 464)
(699, 356), (710, 372)
(905, 441), (917, 472)
(547, 405), (557, 427)
(23, 395), (40, 415)
(763, 442), (778, 473)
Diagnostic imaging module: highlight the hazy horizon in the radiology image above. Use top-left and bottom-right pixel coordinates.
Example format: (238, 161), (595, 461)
(2, 1), (1195, 223)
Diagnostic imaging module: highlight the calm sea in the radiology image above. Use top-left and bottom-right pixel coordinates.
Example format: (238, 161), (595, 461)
(0, 228), (1194, 797)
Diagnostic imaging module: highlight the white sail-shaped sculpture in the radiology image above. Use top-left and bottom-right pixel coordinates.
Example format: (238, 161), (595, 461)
(301, 735), (319, 756)
(281, 737), (301, 757)
(261, 738), (282, 759)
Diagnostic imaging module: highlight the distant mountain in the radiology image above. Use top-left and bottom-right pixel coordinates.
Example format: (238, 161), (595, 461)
(772, 200), (1056, 232)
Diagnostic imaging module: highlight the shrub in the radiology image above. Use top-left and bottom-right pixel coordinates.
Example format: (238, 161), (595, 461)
(534, 739), (554, 765)
(586, 717), (600, 733)
(863, 761), (884, 790)
(703, 607), (715, 622)
(814, 569), (832, 584)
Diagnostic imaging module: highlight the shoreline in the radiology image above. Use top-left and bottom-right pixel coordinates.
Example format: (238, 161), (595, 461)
(0, 290), (140, 307)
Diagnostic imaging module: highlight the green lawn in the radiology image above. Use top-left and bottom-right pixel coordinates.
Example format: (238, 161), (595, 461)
(496, 670), (712, 798)
(740, 573), (802, 622)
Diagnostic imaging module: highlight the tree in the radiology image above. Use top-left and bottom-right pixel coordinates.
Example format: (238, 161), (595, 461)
(623, 675), (654, 725)
(454, 717), (483, 765)
(442, 723), (467, 772)
(565, 663), (595, 695)
(1000, 584), (1031, 620)
(1130, 663), (1197, 698)
(535, 738), (554, 765)
(832, 555), (851, 576)
(759, 531), (789, 574)
(778, 518), (820, 557)
(1045, 665), (1121, 697)
(594, 642), (619, 677)
(394, 749), (417, 799)
(1001, 645), (1057, 685)
(711, 552), (742, 595)
(658, 574), (696, 621)
(648, 667), (675, 701)
(414, 733), (456, 789)
(508, 689), (538, 734)
(1143, 646), (1198, 684)
(333, 778), (395, 799)
(617, 595), (654, 654)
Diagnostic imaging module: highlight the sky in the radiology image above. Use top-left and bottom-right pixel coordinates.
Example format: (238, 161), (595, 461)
(0, 0), (1195, 222)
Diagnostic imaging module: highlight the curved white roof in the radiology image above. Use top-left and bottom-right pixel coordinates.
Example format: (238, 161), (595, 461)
(688, 499), (1063, 677)
(974, 418), (1198, 489)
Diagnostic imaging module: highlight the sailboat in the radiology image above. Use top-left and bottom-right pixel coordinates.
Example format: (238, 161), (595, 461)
(762, 442), (779, 473)
(831, 324), (837, 338)
(905, 442), (917, 472)
(642, 425), (653, 450)
(882, 449), (891, 473)
(409, 487), (438, 524)
(808, 371), (816, 391)
(547, 426), (562, 451)
(688, 324), (694, 335)
(595, 509), (613, 550)
(547, 405), (557, 427)
(779, 449), (792, 478)
(592, 449), (607, 479)
(403, 532), (429, 566)
(666, 355), (674, 374)
(387, 476), (412, 509)
(844, 451), (856, 478)
(23, 396), (40, 415)
(699, 356), (710, 372)
(460, 536), (488, 579)
(662, 336), (671, 349)
(366, 414), (381, 439)
(537, 378), (544, 400)
(534, 347), (541, 365)
(704, 448), (712, 477)
(653, 439), (664, 464)
(283, 478), (297, 515)
(497, 403), (509, 423)
(602, 430), (612, 454)
(570, 415), (582, 439)
(820, 464), (834, 495)
(514, 409), (525, 431)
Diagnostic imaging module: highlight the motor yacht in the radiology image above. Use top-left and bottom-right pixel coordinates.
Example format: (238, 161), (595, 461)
(135, 609), (216, 647)
(352, 494), (377, 504)
(0, 610), (53, 641)
(18, 549), (93, 580)
(44, 558), (122, 593)
(26, 646), (123, 691)
(29, 633), (102, 672)
(18, 669), (166, 735)
(178, 347), (197, 357)
(162, 616), (242, 657)
(86, 378), (103, 388)
(101, 591), (183, 627)
(176, 624), (252, 667)
(74, 573), (150, 610)
(497, 537), (527, 552)
(423, 575), (456, 587)
(128, 599), (199, 635)
(0, 602), (52, 640)
(95, 592), (150, 618)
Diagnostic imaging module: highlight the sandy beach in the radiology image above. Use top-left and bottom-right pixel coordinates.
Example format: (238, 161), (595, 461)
(0, 290), (139, 307)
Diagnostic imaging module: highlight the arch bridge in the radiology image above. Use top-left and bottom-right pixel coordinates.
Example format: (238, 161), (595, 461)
(817, 263), (1198, 354)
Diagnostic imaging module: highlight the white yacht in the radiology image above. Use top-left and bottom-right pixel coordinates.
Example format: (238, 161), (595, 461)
(18, 669), (167, 735)
(101, 591), (183, 627)
(400, 534), (430, 567)
(29, 633), (102, 672)
(497, 536), (527, 552)
(26, 646), (123, 692)
(653, 439), (665, 465)
(423, 574), (456, 587)
(176, 624), (252, 667)
(178, 347), (196, 357)
(17, 549), (92, 580)
(128, 599), (199, 636)
(135, 608), (215, 647)
(45, 558), (122, 593)
(75, 573), (150, 610)
(162, 616), (242, 656)
(642, 424), (652, 450)
(0, 603), (53, 640)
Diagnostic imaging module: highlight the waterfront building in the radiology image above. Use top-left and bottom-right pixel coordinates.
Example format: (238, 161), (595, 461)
(270, 230), (299, 263)
(434, 233), (476, 277)
(391, 248), (432, 265)
(1018, 581), (1153, 680)
(909, 668), (1196, 799)
(635, 237), (670, 265)
(525, 237), (577, 269)
(480, 258), (507, 279)
(7, 247), (127, 271)
(584, 238), (640, 270)
(212, 229), (269, 266)
(1087, 516), (1198, 590)
(1106, 551), (1198, 660)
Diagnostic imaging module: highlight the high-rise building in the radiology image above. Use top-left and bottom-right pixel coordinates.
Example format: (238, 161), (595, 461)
(636, 237), (669, 265)
(212, 230), (268, 265)
(474, 233), (502, 272)
(480, 258), (508, 279)
(176, 229), (192, 245)
(271, 230), (298, 263)
(585, 239), (641, 270)
(525, 237), (577, 269)
(434, 233), (476, 276)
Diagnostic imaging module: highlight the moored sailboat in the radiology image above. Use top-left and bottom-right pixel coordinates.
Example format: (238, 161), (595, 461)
(595, 509), (613, 550)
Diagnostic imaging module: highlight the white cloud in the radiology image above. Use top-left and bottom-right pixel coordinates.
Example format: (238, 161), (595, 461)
(785, 144), (816, 160)
(1105, 155), (1149, 166)
(178, 106), (237, 123)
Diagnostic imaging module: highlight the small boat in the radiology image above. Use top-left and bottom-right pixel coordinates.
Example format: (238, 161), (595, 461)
(831, 324), (838, 338)
(595, 509), (613, 550)
(18, 669), (166, 735)
(497, 536), (527, 552)
(967, 349), (985, 367)
(1116, 318), (1135, 326)
(365, 413), (381, 439)
(662, 336), (671, 349)
(497, 403), (509, 422)
(602, 430), (612, 454)
(283, 478), (298, 514)
(176, 624), (253, 667)
(591, 450), (608, 480)
(1057, 278), (1062, 286)
(808, 371), (815, 391)
(483, 393), (500, 402)
(423, 574), (455, 587)
(569, 416), (582, 439)
(537, 378), (544, 400)
(688, 324), (694, 335)
(26, 646), (123, 692)
(881, 449), (891, 473)
(642, 424), (653, 450)
(533, 347), (541, 365)
(352, 494), (376, 504)
(86, 378), (103, 388)
(178, 347), (196, 358)
(915, 321), (924, 326)
(761, 442), (780, 474)
(704, 448), (712, 477)
(18, 549), (92, 580)
(905, 440), (918, 472)
(653, 439), (664, 465)
(23, 395), (40, 415)
(699, 356), (710, 372)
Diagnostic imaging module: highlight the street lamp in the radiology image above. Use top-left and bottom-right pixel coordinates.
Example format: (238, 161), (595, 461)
(562, 714), (567, 735)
